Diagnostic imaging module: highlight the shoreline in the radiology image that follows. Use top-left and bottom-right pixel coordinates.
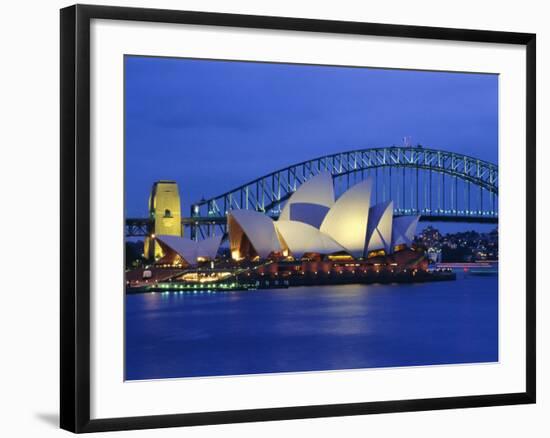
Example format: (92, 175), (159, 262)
(126, 269), (456, 295)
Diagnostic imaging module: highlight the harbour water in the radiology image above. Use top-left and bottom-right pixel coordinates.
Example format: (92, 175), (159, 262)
(125, 272), (498, 380)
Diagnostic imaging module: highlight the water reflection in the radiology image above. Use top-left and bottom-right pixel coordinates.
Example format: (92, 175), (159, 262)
(126, 277), (498, 380)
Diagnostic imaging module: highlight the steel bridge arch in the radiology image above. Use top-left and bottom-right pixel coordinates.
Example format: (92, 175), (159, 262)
(191, 146), (498, 218)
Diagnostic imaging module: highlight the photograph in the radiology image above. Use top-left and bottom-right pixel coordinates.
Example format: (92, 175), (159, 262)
(124, 55), (499, 381)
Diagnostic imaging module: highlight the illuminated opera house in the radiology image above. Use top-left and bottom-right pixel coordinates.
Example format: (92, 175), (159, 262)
(228, 173), (419, 262)
(155, 173), (419, 267)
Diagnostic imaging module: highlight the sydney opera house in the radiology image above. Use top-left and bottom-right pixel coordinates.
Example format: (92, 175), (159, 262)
(154, 173), (420, 267)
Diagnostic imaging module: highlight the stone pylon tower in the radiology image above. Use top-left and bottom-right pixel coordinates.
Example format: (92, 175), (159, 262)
(144, 181), (182, 260)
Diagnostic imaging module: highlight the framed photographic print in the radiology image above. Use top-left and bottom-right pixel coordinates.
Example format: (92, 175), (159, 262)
(60, 4), (536, 433)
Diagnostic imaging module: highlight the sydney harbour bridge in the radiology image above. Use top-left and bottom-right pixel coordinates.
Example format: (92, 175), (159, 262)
(125, 146), (498, 240)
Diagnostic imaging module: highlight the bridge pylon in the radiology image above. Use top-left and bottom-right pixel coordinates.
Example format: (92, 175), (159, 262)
(143, 181), (182, 260)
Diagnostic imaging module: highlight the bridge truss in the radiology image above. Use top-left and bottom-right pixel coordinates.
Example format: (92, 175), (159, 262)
(126, 146), (498, 239)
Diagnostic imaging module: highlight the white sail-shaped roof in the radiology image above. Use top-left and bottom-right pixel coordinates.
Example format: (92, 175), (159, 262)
(391, 215), (420, 248)
(157, 234), (222, 265)
(228, 209), (281, 259)
(197, 234), (223, 260)
(279, 172), (335, 221)
(288, 202), (330, 229)
(365, 201), (394, 255)
(157, 235), (199, 265)
(275, 220), (346, 259)
(320, 178), (373, 258)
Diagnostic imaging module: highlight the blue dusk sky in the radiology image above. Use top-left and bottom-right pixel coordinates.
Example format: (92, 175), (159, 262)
(125, 56), (498, 232)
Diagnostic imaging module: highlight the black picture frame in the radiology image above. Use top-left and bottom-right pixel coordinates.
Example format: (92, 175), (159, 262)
(60, 4), (536, 433)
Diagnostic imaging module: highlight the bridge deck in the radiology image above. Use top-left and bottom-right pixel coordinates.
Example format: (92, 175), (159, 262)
(125, 214), (497, 237)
